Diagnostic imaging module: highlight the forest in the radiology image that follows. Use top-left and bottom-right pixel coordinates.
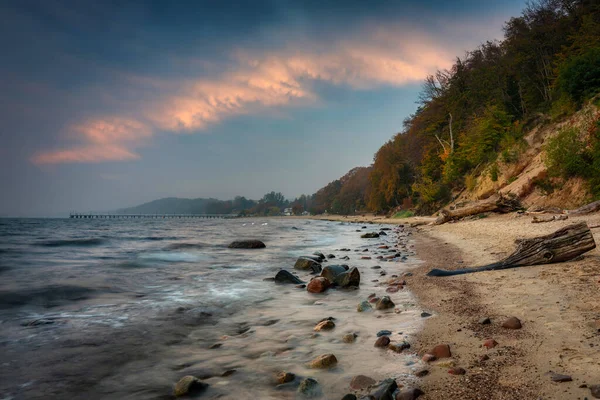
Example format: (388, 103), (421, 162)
(309, 0), (600, 215)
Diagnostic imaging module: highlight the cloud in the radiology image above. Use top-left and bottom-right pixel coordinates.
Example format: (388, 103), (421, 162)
(31, 24), (462, 164)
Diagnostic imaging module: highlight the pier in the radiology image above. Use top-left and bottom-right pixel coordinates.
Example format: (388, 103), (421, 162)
(69, 213), (238, 219)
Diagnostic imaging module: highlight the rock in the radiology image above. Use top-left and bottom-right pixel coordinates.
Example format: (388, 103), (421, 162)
(415, 370), (429, 378)
(369, 378), (398, 400)
(297, 378), (321, 398)
(502, 316), (522, 329)
(375, 296), (395, 310)
(327, 254), (336, 259)
(429, 344), (451, 358)
(420, 312), (432, 318)
(480, 354), (490, 362)
(341, 256), (350, 260)
(350, 375), (377, 390)
(374, 336), (391, 347)
(314, 319), (335, 331)
(336, 267), (361, 287)
(357, 300), (373, 312)
(368, 296), (380, 303)
(174, 376), (208, 397)
(296, 284), (307, 289)
(307, 277), (331, 293)
(221, 369), (236, 377)
(372, 265), (382, 269)
(309, 353), (338, 369)
(589, 384), (600, 398)
(361, 256), (372, 260)
(361, 232), (380, 239)
(228, 239), (265, 249)
(343, 333), (358, 343)
(275, 270), (304, 284)
(377, 330), (392, 337)
(379, 231), (388, 236)
(483, 339), (498, 349)
(396, 388), (425, 400)
(277, 371), (296, 384)
(448, 367), (466, 375)
(422, 354), (436, 362)
(313, 252), (326, 260)
(321, 265), (348, 283)
(379, 245), (389, 249)
(479, 317), (491, 325)
(342, 395), (357, 400)
(388, 341), (410, 353)
(295, 257), (322, 273)
(549, 372), (572, 382)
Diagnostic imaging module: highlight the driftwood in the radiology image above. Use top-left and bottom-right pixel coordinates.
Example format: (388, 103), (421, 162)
(434, 194), (522, 225)
(531, 214), (568, 223)
(428, 222), (596, 277)
(566, 200), (600, 215)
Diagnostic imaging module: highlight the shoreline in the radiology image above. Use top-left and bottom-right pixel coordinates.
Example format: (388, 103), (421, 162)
(406, 213), (600, 399)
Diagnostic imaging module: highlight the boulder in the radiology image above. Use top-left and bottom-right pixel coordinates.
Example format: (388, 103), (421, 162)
(320, 265), (348, 283)
(307, 277), (331, 293)
(174, 376), (208, 397)
(309, 353), (338, 369)
(228, 240), (265, 249)
(295, 257), (322, 273)
(375, 296), (395, 310)
(335, 267), (361, 287)
(297, 378), (321, 398)
(361, 232), (380, 239)
(502, 317), (522, 329)
(350, 375), (376, 390)
(275, 270), (304, 284)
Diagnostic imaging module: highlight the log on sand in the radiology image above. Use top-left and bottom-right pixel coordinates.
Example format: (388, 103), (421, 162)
(531, 214), (568, 223)
(567, 199), (600, 215)
(428, 222), (596, 277)
(434, 194), (522, 225)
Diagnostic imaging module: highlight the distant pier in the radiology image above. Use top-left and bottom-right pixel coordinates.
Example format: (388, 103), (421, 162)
(69, 213), (238, 219)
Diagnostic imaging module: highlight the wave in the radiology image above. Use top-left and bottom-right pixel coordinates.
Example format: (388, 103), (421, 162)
(37, 238), (106, 247)
(137, 252), (209, 263)
(0, 285), (97, 309)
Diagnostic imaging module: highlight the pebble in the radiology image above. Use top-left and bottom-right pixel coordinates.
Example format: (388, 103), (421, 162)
(549, 372), (572, 382)
(483, 339), (498, 349)
(479, 317), (491, 325)
(420, 312), (432, 318)
(174, 376), (208, 397)
(342, 333), (358, 343)
(357, 300), (373, 312)
(422, 354), (436, 363)
(375, 296), (395, 310)
(349, 375), (376, 390)
(277, 372), (295, 384)
(502, 316), (522, 329)
(396, 388), (425, 400)
(374, 336), (391, 347)
(388, 341), (410, 353)
(448, 367), (466, 375)
(307, 277), (330, 293)
(480, 354), (490, 362)
(429, 344), (451, 358)
(415, 369), (429, 378)
(297, 378), (321, 398)
(309, 354), (338, 369)
(314, 320), (335, 331)
(377, 330), (392, 337)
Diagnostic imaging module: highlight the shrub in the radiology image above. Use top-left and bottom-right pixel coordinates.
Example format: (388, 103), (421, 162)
(489, 163), (499, 182)
(558, 48), (600, 105)
(544, 127), (588, 178)
(393, 210), (415, 218)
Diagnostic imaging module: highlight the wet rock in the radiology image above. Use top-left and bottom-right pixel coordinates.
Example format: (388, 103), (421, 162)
(361, 256), (372, 260)
(296, 284), (307, 289)
(342, 395), (357, 400)
(379, 231), (388, 236)
(429, 344), (451, 358)
(327, 254), (336, 259)
(174, 376), (208, 397)
(483, 339), (498, 349)
(357, 300), (373, 312)
(377, 330), (392, 337)
(275, 270), (304, 284)
(336, 267), (361, 287)
(375, 296), (395, 310)
(309, 354), (338, 369)
(374, 336), (391, 347)
(589, 384), (600, 398)
(369, 378), (398, 400)
(478, 317), (491, 325)
(396, 388), (425, 400)
(371, 265), (382, 269)
(277, 371), (296, 384)
(342, 333), (358, 343)
(502, 317), (522, 329)
(369, 296), (381, 303)
(313, 252), (326, 260)
(297, 378), (321, 398)
(448, 367), (466, 375)
(549, 372), (572, 382)
(420, 312), (432, 318)
(307, 277), (331, 294)
(314, 319), (335, 331)
(388, 341), (410, 353)
(350, 375), (377, 390)
(341, 256), (350, 260)
(379, 245), (389, 249)
(321, 265), (348, 283)
(361, 232), (380, 239)
(295, 257), (322, 273)
(228, 240), (266, 249)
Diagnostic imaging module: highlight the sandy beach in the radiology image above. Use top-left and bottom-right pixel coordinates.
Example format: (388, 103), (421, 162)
(307, 212), (600, 398)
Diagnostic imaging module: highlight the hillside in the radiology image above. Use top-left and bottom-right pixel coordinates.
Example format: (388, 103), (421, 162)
(117, 197), (228, 215)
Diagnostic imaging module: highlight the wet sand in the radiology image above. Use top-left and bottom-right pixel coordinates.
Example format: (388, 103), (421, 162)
(407, 213), (600, 399)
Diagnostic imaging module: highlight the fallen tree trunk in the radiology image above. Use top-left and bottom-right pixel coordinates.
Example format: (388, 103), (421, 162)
(434, 194), (522, 225)
(428, 222), (596, 277)
(566, 200), (600, 215)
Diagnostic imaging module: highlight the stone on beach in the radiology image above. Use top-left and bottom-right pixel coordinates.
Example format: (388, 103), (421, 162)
(396, 388), (425, 400)
(361, 232), (380, 238)
(479, 317), (491, 325)
(388, 341), (410, 353)
(297, 378), (321, 398)
(357, 300), (373, 312)
(314, 319), (335, 331)
(336, 267), (361, 287)
(368, 378), (398, 400)
(294, 257), (322, 273)
(342, 333), (358, 343)
(548, 372), (572, 382)
(483, 339), (498, 349)
(377, 330), (392, 337)
(448, 367), (466, 375)
(228, 240), (266, 249)
(502, 316), (522, 329)
(374, 336), (390, 347)
(174, 376), (208, 397)
(320, 265), (347, 282)
(276, 371), (296, 384)
(375, 296), (395, 310)
(309, 353), (338, 369)
(274, 270), (304, 284)
(429, 344), (451, 358)
(350, 375), (376, 390)
(589, 384), (600, 398)
(307, 277), (330, 293)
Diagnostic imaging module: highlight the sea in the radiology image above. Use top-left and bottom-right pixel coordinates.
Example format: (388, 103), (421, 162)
(0, 217), (424, 400)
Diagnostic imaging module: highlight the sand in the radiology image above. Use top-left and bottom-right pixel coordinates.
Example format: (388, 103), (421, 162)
(306, 212), (600, 398)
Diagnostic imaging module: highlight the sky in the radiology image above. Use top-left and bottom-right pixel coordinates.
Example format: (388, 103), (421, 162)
(0, 0), (527, 216)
